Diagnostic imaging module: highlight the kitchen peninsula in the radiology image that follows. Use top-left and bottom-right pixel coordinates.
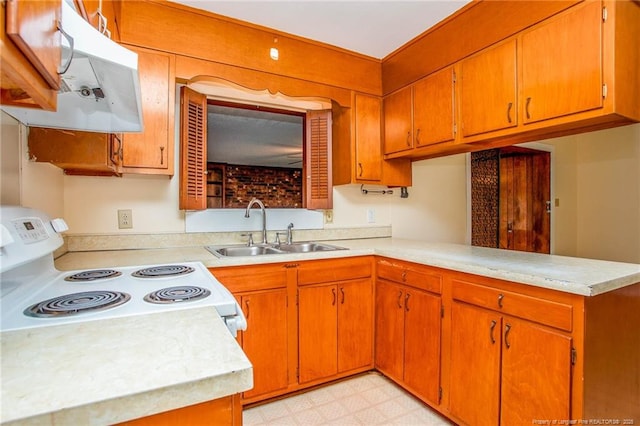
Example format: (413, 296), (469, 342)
(51, 237), (640, 425)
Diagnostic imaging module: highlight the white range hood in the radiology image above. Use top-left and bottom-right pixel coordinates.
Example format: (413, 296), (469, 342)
(2, 1), (144, 133)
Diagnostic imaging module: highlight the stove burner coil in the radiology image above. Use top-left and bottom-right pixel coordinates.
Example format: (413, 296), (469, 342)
(132, 265), (195, 278)
(64, 269), (122, 282)
(24, 291), (131, 318)
(144, 286), (211, 304)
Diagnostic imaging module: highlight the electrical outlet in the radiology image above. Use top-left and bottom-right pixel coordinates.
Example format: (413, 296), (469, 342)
(118, 209), (133, 229)
(324, 210), (333, 224)
(367, 208), (376, 223)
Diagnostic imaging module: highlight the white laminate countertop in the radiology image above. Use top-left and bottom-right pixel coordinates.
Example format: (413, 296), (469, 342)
(54, 238), (640, 297)
(0, 308), (252, 425)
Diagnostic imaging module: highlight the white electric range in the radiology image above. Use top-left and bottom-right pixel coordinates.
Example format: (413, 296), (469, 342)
(0, 206), (246, 336)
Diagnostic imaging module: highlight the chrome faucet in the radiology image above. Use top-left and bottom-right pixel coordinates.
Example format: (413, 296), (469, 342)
(244, 198), (268, 244)
(286, 223), (294, 245)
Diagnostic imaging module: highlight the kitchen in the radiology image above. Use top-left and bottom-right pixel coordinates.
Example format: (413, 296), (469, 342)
(1, 0), (640, 425)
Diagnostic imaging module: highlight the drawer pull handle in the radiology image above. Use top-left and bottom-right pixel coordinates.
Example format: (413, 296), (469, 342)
(490, 320), (497, 344)
(401, 270), (407, 282)
(498, 293), (504, 308)
(505, 323), (512, 349)
(331, 288), (336, 306)
(507, 102), (513, 124)
(415, 128), (421, 145)
(525, 97), (532, 120)
(244, 299), (250, 320)
(405, 293), (411, 312)
(340, 287), (345, 304)
(397, 291), (403, 309)
(406, 131), (412, 146)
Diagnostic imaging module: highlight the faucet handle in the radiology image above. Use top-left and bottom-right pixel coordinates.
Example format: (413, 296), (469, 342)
(275, 232), (285, 245)
(240, 233), (254, 246)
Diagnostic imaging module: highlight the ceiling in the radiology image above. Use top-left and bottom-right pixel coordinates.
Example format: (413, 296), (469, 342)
(169, 0), (472, 59)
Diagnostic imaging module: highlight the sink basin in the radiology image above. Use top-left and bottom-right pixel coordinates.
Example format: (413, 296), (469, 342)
(207, 245), (284, 257)
(276, 242), (346, 253)
(206, 242), (347, 257)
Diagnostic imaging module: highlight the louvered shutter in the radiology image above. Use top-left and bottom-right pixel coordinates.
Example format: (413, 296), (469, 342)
(305, 110), (333, 210)
(179, 87), (207, 210)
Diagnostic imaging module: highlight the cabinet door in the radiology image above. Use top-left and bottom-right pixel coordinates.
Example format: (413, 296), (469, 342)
(121, 47), (175, 174)
(383, 86), (413, 155)
(413, 66), (456, 147)
(239, 289), (289, 400)
(403, 288), (441, 405)
(449, 302), (501, 426)
(353, 93), (382, 181)
(521, 1), (602, 124)
(460, 39), (517, 137)
(298, 284), (337, 383)
(337, 278), (373, 373)
(500, 317), (572, 425)
(374, 280), (405, 383)
(5, 0), (61, 90)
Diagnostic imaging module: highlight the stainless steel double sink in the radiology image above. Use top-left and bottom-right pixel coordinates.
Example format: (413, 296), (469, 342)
(206, 242), (347, 257)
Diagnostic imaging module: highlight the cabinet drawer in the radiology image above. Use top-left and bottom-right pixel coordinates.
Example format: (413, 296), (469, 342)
(451, 280), (572, 331)
(210, 267), (287, 293)
(297, 257), (371, 286)
(377, 260), (442, 295)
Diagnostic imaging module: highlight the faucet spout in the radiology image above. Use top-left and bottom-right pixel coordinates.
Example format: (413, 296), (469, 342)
(244, 198), (268, 244)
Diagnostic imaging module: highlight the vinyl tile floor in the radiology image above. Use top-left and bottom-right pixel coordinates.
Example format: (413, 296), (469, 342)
(242, 372), (455, 425)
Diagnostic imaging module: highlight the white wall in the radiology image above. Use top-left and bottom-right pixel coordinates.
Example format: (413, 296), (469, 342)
(2, 109), (638, 262)
(544, 124), (640, 263)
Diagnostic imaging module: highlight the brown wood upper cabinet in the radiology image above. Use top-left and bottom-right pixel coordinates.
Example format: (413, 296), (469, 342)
(520, 0), (602, 125)
(0, 0), (61, 110)
(459, 39), (517, 138)
(383, 66), (456, 156)
(119, 46), (175, 176)
(333, 92), (412, 187)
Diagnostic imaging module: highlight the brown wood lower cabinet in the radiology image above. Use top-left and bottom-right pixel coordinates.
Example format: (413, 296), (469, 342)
(298, 278), (373, 383)
(375, 259), (443, 406)
(209, 255), (639, 425)
(237, 289), (289, 400)
(449, 301), (571, 425)
(298, 257), (374, 384)
(115, 394), (242, 425)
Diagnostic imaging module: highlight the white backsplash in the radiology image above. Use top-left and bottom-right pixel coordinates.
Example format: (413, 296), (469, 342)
(185, 208), (324, 233)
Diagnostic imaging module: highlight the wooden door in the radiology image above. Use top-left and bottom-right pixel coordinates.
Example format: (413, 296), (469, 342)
(501, 317), (572, 425)
(383, 86), (413, 155)
(449, 302), (501, 426)
(413, 66), (456, 147)
(337, 278), (373, 373)
(403, 288), (442, 405)
(521, 1), (602, 124)
(353, 93), (382, 181)
(122, 47), (175, 174)
(239, 289), (289, 400)
(298, 284), (337, 383)
(460, 39), (517, 137)
(374, 280), (405, 383)
(499, 147), (550, 253)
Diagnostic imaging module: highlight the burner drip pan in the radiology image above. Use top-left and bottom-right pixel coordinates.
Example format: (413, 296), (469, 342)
(64, 269), (122, 282)
(24, 291), (131, 318)
(144, 286), (211, 304)
(132, 265), (195, 278)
